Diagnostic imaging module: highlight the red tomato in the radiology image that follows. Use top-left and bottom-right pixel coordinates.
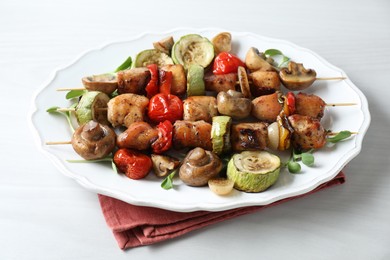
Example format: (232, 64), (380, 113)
(145, 64), (159, 98)
(159, 70), (173, 95)
(151, 120), (173, 154)
(148, 93), (183, 123)
(213, 52), (245, 75)
(113, 148), (152, 180)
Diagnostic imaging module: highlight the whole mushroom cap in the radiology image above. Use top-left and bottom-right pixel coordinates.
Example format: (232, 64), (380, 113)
(71, 120), (116, 160)
(179, 147), (222, 187)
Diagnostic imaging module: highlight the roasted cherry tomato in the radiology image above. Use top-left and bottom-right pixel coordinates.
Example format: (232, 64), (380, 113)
(148, 93), (183, 123)
(213, 52), (245, 75)
(113, 148), (152, 180)
(159, 70), (173, 95)
(145, 64), (159, 98)
(151, 120), (173, 154)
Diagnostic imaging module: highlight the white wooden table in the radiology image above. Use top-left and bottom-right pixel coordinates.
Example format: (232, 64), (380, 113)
(1, 0), (389, 259)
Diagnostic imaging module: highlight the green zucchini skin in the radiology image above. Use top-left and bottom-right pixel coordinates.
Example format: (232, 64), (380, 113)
(227, 151), (281, 193)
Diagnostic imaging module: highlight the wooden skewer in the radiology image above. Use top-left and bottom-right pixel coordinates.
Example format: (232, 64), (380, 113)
(55, 107), (107, 112)
(45, 132), (358, 147)
(326, 102), (357, 107)
(316, 77), (347, 81)
(56, 76), (347, 92)
(327, 131), (358, 136)
(56, 87), (86, 91)
(46, 141), (72, 145)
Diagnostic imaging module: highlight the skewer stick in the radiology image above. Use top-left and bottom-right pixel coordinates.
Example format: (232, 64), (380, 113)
(316, 77), (347, 81)
(46, 141), (72, 145)
(55, 107), (107, 112)
(327, 131), (358, 136)
(57, 76), (347, 92)
(57, 87), (85, 91)
(326, 102), (357, 107)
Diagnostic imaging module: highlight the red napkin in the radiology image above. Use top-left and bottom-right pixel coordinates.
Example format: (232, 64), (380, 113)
(98, 172), (345, 250)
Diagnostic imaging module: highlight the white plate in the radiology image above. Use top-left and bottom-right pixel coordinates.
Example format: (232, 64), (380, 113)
(30, 28), (370, 212)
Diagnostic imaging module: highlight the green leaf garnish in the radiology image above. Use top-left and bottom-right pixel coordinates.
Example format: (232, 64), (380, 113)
(161, 168), (178, 190)
(66, 89), (86, 100)
(301, 152), (315, 166)
(114, 56), (132, 72)
(46, 105), (76, 132)
(264, 48), (290, 68)
(264, 49), (283, 56)
(327, 131), (352, 143)
(285, 149), (314, 173)
(46, 106), (60, 113)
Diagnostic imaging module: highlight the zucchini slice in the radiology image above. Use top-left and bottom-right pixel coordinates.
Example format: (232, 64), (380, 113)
(211, 116), (232, 155)
(75, 91), (110, 125)
(133, 49), (174, 68)
(186, 64), (205, 96)
(172, 34), (214, 70)
(227, 151), (281, 192)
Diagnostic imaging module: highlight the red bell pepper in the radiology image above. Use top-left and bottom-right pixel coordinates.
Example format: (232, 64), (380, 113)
(145, 64), (159, 98)
(151, 120), (173, 154)
(285, 92), (296, 115)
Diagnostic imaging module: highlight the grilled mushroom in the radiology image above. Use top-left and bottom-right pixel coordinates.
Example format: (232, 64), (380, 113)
(151, 154), (180, 177)
(245, 47), (275, 72)
(179, 147), (222, 186)
(212, 32), (232, 54)
(82, 73), (118, 95)
(71, 120), (116, 160)
(279, 61), (317, 90)
(216, 90), (252, 119)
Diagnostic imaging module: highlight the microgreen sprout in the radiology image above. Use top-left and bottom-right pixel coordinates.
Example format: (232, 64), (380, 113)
(161, 168), (178, 190)
(327, 131), (352, 143)
(264, 49), (290, 68)
(285, 149), (315, 174)
(66, 89), (86, 100)
(114, 56), (132, 72)
(46, 104), (77, 133)
(67, 156), (118, 173)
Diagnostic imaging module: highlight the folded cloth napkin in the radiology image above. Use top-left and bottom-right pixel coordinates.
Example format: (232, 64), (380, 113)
(98, 172), (345, 250)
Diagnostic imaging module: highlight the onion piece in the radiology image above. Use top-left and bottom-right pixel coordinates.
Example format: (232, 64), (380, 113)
(267, 122), (279, 150)
(208, 178), (234, 195)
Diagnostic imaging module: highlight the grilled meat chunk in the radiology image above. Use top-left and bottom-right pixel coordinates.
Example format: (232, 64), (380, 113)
(107, 93), (149, 128)
(230, 122), (268, 152)
(172, 120), (212, 150)
(183, 96), (218, 123)
(294, 92), (326, 119)
(116, 121), (158, 150)
(117, 67), (151, 94)
(204, 73), (238, 93)
(288, 114), (327, 151)
(251, 92), (283, 122)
